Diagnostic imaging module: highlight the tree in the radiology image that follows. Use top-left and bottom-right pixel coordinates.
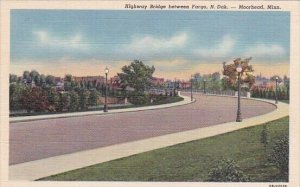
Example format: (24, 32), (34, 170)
(23, 71), (30, 80)
(260, 125), (269, 152)
(222, 58), (255, 91)
(270, 134), (289, 177)
(64, 74), (75, 91)
(45, 75), (56, 86)
(29, 70), (40, 85)
(22, 87), (49, 112)
(89, 90), (99, 106)
(9, 74), (18, 83)
(68, 91), (79, 111)
(46, 88), (60, 111)
(118, 60), (155, 93)
(9, 83), (27, 111)
(192, 73), (202, 89)
(283, 75), (290, 100)
(58, 92), (71, 112)
(78, 89), (90, 110)
(40, 74), (46, 87)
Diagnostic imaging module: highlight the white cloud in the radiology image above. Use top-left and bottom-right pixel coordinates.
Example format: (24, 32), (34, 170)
(125, 32), (187, 53)
(193, 34), (236, 58)
(33, 30), (89, 51)
(243, 44), (285, 57)
(152, 59), (187, 68)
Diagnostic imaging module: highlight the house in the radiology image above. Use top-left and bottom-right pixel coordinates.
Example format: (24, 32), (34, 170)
(73, 76), (105, 88)
(151, 77), (164, 87)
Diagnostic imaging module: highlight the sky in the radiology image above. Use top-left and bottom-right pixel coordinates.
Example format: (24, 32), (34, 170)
(11, 10), (290, 80)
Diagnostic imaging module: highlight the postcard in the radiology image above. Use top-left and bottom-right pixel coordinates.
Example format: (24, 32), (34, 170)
(0, 1), (299, 187)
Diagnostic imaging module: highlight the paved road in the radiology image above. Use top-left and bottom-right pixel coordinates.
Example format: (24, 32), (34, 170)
(10, 94), (276, 165)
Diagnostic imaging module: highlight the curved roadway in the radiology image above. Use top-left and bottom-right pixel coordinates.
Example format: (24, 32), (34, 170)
(10, 94), (276, 165)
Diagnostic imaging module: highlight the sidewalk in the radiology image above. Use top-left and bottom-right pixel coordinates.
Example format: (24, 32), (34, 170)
(10, 92), (193, 123)
(9, 97), (288, 181)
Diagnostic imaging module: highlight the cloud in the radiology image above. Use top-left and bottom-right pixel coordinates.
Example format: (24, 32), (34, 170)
(193, 34), (236, 58)
(152, 59), (187, 68)
(33, 30), (89, 51)
(10, 57), (125, 77)
(125, 32), (188, 53)
(243, 44), (285, 58)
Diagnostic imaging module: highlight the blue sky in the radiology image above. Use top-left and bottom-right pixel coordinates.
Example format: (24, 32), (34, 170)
(11, 10), (290, 79)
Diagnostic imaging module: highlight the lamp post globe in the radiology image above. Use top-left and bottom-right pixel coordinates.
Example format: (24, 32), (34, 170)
(236, 64), (242, 122)
(104, 67), (109, 112)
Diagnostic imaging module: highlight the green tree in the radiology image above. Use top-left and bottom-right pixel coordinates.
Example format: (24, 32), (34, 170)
(40, 74), (46, 87)
(118, 60), (155, 93)
(58, 92), (71, 112)
(207, 159), (250, 182)
(78, 89), (90, 110)
(260, 125), (269, 151)
(89, 90), (99, 106)
(270, 134), (289, 177)
(29, 70), (41, 85)
(45, 75), (56, 86)
(9, 83), (27, 111)
(68, 91), (79, 111)
(9, 74), (18, 83)
(23, 71), (30, 80)
(64, 74), (76, 91)
(22, 87), (49, 112)
(46, 88), (60, 111)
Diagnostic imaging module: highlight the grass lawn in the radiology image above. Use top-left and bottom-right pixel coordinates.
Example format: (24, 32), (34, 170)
(39, 116), (289, 182)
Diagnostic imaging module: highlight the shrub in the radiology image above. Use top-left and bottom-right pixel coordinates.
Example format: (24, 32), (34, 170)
(58, 92), (71, 112)
(68, 91), (79, 111)
(128, 92), (150, 105)
(22, 87), (49, 112)
(270, 134), (289, 176)
(207, 159), (250, 182)
(88, 90), (100, 106)
(261, 125), (270, 150)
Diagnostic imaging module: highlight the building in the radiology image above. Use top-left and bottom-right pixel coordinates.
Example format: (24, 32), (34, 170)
(178, 80), (191, 89)
(110, 75), (123, 90)
(73, 76), (105, 88)
(151, 77), (165, 87)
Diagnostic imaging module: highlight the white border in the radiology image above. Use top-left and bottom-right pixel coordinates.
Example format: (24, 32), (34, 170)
(1, 1), (299, 187)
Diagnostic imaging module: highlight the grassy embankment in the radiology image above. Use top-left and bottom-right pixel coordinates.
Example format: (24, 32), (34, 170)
(40, 116), (289, 182)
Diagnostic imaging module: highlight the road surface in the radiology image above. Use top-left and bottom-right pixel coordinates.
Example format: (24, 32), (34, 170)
(10, 94), (276, 165)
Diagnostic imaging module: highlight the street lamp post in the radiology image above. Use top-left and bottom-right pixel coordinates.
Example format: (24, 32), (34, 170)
(236, 64), (242, 122)
(174, 78), (176, 97)
(191, 75), (193, 101)
(204, 79), (207, 94)
(104, 67), (109, 112)
(275, 76), (278, 104)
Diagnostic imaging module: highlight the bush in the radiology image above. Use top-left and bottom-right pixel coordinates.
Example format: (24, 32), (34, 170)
(128, 92), (150, 105)
(261, 125), (269, 150)
(270, 134), (289, 176)
(68, 91), (79, 111)
(22, 87), (49, 112)
(207, 159), (250, 182)
(58, 92), (71, 112)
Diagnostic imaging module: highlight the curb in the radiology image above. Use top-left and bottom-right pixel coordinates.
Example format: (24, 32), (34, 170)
(186, 91), (279, 108)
